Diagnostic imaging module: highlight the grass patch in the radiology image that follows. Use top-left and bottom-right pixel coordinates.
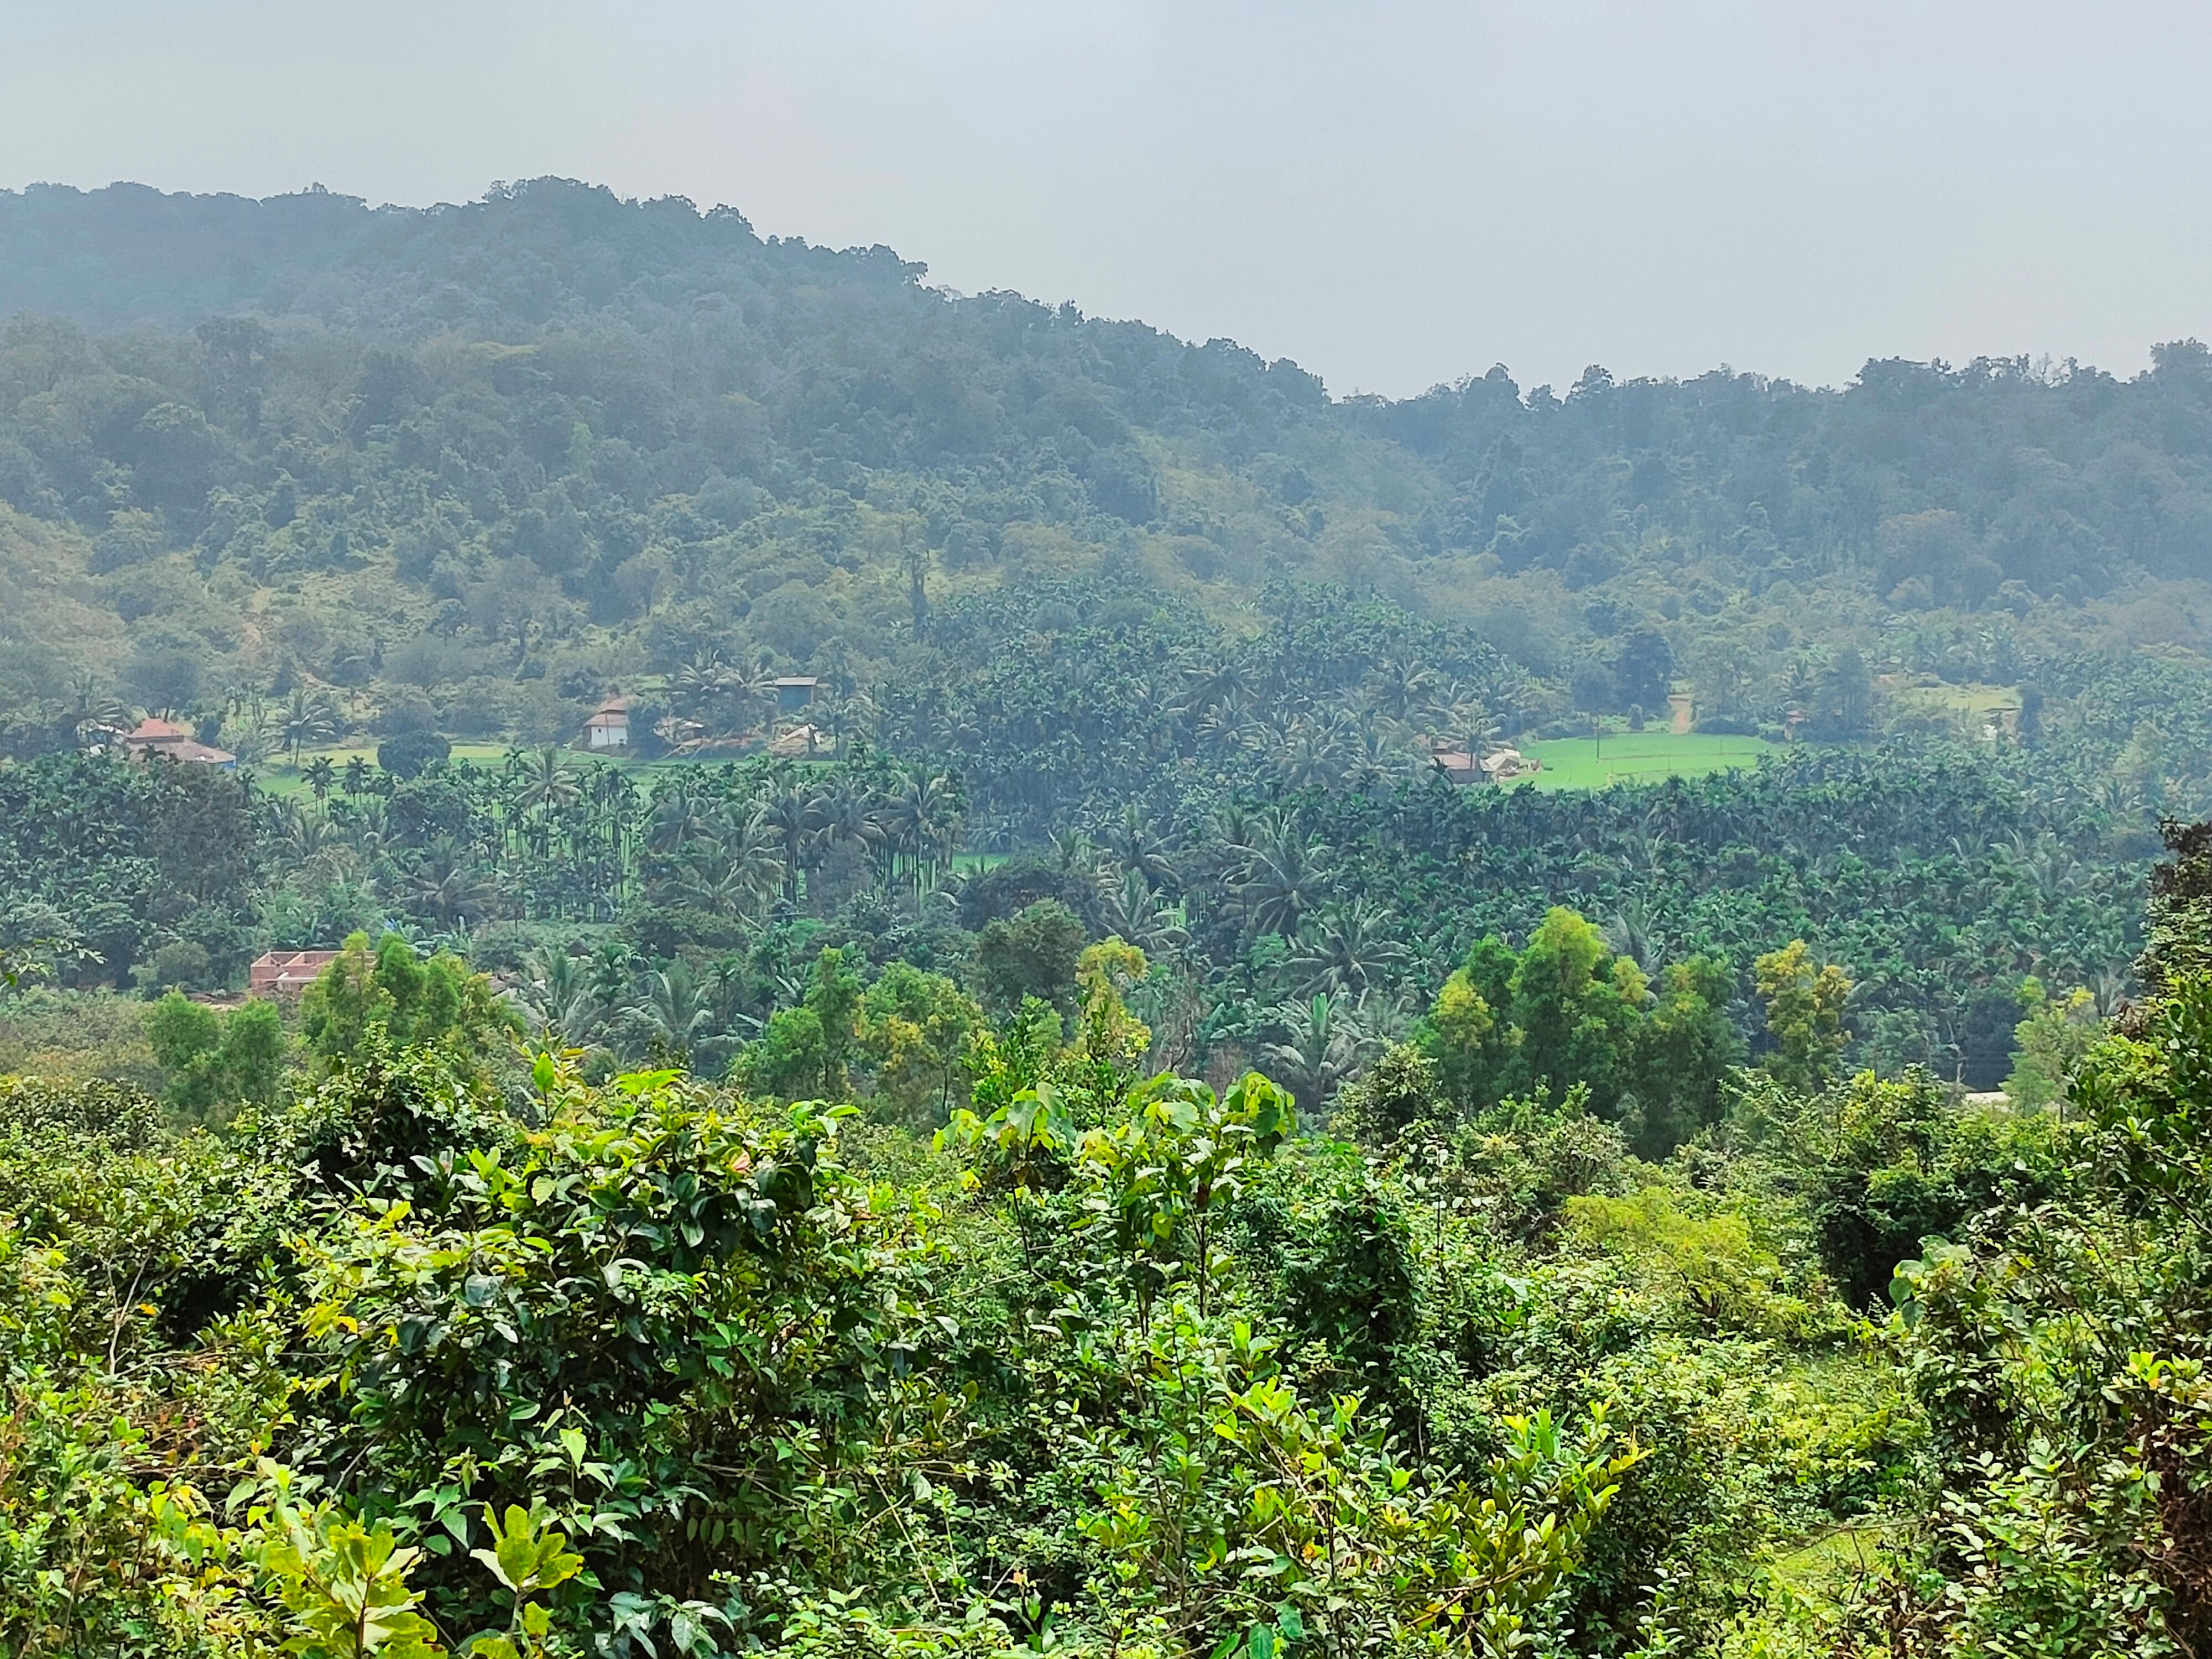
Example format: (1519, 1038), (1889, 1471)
(1885, 677), (2021, 738)
(258, 744), (841, 797)
(1518, 732), (1777, 790)
(1765, 1523), (1886, 1601)
(257, 743), (518, 795)
(0, 987), (163, 1091)
(1884, 676), (2018, 714)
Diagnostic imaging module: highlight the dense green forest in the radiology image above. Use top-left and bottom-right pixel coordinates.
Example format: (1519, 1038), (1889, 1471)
(9, 177), (2212, 782)
(3, 809), (2210, 1656)
(4, 178), (2212, 1655)
(4, 179), (2208, 1083)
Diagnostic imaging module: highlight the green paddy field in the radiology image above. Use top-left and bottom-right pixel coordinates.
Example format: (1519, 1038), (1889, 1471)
(259, 732), (1780, 802)
(1519, 732), (1778, 790)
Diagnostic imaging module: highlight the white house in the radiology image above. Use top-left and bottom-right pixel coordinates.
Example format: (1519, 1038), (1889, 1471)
(583, 697), (632, 750)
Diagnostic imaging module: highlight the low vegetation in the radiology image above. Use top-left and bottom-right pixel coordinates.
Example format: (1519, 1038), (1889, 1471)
(4, 175), (2212, 1656)
(1, 823), (2208, 1656)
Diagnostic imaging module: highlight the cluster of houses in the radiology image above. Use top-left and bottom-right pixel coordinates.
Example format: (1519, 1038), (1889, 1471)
(205, 948), (521, 1011)
(118, 717), (237, 769)
(580, 676), (825, 757)
(247, 948), (341, 1000)
(192, 677), (1534, 1013)
(108, 680), (1544, 789)
(1430, 742), (1541, 785)
(98, 677), (832, 777)
(175, 948), (342, 1011)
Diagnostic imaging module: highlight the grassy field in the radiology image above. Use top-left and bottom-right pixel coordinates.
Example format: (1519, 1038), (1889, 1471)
(1517, 732), (1778, 790)
(254, 734), (1775, 805)
(256, 743), (519, 795)
(1885, 677), (2020, 734)
(258, 744), (855, 797)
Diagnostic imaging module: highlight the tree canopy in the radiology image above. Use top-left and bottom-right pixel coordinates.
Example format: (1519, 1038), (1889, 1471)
(4, 175), (2212, 1656)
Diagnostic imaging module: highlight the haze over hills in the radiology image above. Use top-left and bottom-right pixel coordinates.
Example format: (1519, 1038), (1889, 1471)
(11, 172), (2212, 1658)
(5, 174), (2212, 761)
(0, 174), (2207, 1078)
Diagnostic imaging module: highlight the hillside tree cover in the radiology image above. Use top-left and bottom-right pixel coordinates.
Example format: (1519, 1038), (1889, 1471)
(3, 178), (2212, 1655)
(0, 180), (2201, 1088)
(0, 826), (2208, 1655)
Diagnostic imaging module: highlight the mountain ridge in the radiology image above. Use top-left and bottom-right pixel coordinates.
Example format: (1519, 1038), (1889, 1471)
(3, 175), (2212, 799)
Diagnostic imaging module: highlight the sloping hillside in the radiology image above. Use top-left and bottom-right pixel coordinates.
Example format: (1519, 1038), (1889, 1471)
(4, 176), (2212, 812)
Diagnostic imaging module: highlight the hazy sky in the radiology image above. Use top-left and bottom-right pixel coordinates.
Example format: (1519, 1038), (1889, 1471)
(5, 1), (2211, 398)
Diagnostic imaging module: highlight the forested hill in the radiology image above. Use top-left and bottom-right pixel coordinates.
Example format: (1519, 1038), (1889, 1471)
(7, 176), (2212, 764)
(16, 180), (2212, 1659)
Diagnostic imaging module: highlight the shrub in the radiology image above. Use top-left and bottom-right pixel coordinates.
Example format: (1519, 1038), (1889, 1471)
(375, 731), (451, 779)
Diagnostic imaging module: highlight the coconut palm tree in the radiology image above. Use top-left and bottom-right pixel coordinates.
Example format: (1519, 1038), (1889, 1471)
(1291, 901), (1410, 996)
(877, 770), (962, 896)
(1095, 866), (1191, 958)
(1173, 659), (1251, 729)
(1280, 709), (1359, 791)
(587, 942), (637, 1010)
(1195, 704), (1264, 759)
(823, 687), (881, 750)
(513, 747), (583, 818)
(1048, 826), (1100, 874)
(627, 961), (723, 1070)
(646, 781), (714, 858)
(1102, 802), (1180, 893)
(1361, 655), (1442, 726)
(1603, 899), (1663, 974)
(677, 808), (786, 920)
(672, 649), (740, 732)
(276, 799), (338, 864)
(733, 648), (785, 736)
(1339, 726), (1401, 796)
(1262, 992), (1374, 1114)
(1227, 815), (1331, 940)
(401, 837), (497, 927)
(1437, 693), (1501, 765)
(1349, 985), (1417, 1046)
(517, 947), (609, 1047)
(272, 688), (338, 766)
(808, 774), (886, 888)
(761, 781), (823, 906)
(62, 670), (132, 738)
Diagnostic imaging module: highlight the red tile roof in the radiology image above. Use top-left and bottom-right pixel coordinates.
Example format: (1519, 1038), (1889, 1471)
(248, 950), (342, 1000)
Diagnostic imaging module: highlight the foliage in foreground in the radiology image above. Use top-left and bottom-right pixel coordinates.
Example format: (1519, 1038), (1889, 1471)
(0, 1021), (1652, 1658)
(3, 817), (2211, 1656)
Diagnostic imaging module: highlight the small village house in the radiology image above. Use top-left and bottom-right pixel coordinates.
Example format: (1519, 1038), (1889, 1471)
(1429, 740), (1541, 785)
(248, 948), (341, 1003)
(1429, 745), (1483, 785)
(123, 717), (236, 769)
(774, 676), (820, 713)
(582, 696), (632, 751)
(769, 722), (830, 758)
